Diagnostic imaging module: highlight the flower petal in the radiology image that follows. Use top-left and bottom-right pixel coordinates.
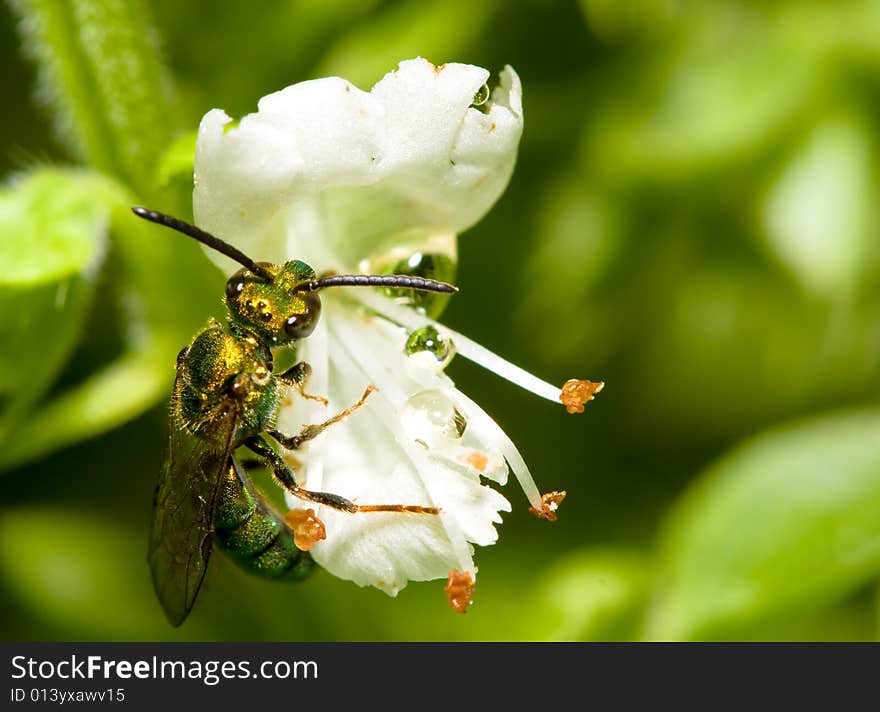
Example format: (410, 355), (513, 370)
(191, 58), (536, 596)
(193, 58), (523, 272)
(279, 304), (511, 595)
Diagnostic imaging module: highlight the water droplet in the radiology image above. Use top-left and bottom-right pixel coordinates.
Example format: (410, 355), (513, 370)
(401, 390), (467, 449)
(405, 325), (453, 361)
(377, 252), (457, 318)
(472, 83), (490, 107)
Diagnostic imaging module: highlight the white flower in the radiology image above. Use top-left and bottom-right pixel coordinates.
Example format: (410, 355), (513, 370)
(193, 58), (601, 601)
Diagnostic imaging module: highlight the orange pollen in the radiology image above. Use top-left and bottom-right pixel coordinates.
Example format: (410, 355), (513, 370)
(444, 570), (475, 614)
(529, 490), (567, 522)
(284, 508), (326, 551)
(463, 451), (489, 472)
(560, 379), (604, 414)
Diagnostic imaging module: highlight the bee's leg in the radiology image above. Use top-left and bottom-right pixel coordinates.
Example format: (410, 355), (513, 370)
(244, 436), (358, 513)
(276, 361), (327, 405)
(245, 434), (439, 517)
(237, 457), (265, 470)
(267, 384), (376, 450)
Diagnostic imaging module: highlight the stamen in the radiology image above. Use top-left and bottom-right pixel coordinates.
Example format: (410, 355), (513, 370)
(445, 570), (475, 613)
(440, 324), (561, 401)
(344, 301), (543, 513)
(354, 290), (597, 408)
(560, 379), (604, 414)
(284, 508), (327, 551)
(452, 390), (544, 511)
(529, 491), (566, 522)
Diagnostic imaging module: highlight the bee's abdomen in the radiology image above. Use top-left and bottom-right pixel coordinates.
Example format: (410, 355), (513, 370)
(213, 461), (313, 581)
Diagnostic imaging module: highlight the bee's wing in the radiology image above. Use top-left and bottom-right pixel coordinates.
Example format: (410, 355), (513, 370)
(148, 375), (242, 627)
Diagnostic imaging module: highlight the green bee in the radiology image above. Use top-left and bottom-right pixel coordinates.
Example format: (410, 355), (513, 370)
(132, 207), (453, 626)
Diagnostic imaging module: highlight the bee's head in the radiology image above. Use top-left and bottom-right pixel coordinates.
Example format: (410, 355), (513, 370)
(224, 260), (321, 345)
(130, 207), (459, 347)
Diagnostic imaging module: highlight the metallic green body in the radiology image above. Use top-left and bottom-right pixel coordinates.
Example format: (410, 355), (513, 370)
(173, 313), (309, 578)
(213, 459), (314, 580)
(150, 260), (323, 625)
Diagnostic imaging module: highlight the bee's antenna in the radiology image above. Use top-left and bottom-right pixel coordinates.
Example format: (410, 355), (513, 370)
(131, 207), (274, 281)
(297, 274), (458, 294)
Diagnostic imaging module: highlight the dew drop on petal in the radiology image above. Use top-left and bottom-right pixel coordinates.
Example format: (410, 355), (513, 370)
(471, 82), (490, 107)
(405, 325), (449, 359)
(401, 389), (468, 449)
(404, 325), (456, 374)
(377, 252), (457, 318)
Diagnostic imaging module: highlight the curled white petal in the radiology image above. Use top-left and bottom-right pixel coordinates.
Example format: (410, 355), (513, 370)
(194, 58), (523, 272)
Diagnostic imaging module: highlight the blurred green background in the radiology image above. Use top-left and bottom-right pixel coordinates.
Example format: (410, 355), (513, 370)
(2, 0), (880, 641)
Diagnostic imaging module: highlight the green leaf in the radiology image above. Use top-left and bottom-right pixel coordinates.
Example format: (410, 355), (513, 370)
(647, 409), (880, 640)
(0, 209), (221, 469)
(0, 352), (168, 468)
(0, 164), (220, 469)
(0, 168), (121, 445)
(9, 0), (175, 199)
(532, 548), (648, 641)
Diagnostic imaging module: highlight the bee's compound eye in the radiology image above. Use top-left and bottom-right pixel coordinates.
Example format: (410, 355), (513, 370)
(225, 278), (245, 301)
(284, 293), (321, 339)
